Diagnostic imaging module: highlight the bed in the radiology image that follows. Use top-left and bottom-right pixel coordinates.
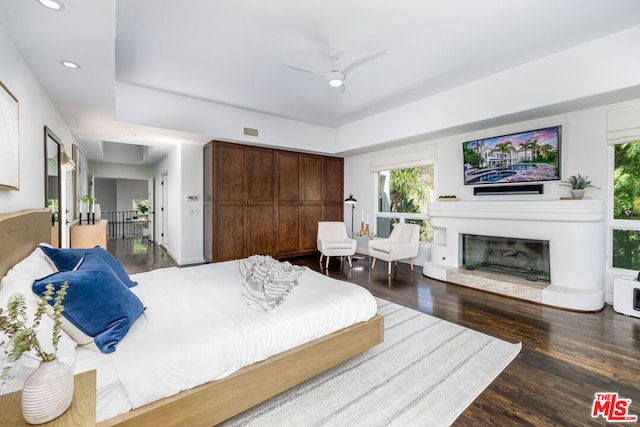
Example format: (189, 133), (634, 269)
(0, 209), (384, 426)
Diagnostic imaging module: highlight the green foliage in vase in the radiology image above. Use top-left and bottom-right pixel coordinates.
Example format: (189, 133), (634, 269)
(81, 194), (96, 205)
(560, 174), (600, 190)
(0, 282), (68, 384)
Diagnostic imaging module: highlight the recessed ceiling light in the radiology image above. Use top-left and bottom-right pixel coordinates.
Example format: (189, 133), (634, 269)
(60, 60), (80, 69)
(37, 0), (65, 11)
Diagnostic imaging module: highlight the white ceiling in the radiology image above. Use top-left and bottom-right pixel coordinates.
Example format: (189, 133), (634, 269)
(2, 0), (640, 164)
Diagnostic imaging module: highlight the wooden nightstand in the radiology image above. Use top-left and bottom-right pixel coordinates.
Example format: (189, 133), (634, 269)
(0, 370), (96, 426)
(70, 220), (108, 249)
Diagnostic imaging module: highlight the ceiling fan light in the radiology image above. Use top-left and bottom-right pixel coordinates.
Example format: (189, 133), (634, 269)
(327, 71), (344, 87)
(37, 0), (65, 11)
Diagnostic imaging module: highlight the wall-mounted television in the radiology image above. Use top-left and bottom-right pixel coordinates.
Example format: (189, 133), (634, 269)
(462, 125), (561, 186)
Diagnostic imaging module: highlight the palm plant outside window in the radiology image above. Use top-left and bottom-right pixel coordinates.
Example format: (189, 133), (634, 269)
(377, 166), (434, 242)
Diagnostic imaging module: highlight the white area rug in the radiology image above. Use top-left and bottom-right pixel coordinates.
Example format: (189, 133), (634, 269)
(221, 298), (521, 426)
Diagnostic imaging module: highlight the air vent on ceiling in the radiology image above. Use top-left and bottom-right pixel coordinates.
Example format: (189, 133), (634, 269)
(243, 127), (259, 137)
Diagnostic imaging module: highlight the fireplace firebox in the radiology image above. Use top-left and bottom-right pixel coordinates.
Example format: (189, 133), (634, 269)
(460, 234), (550, 282)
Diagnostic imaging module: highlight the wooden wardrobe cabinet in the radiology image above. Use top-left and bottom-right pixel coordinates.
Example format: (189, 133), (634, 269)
(206, 141), (275, 262)
(205, 141), (343, 262)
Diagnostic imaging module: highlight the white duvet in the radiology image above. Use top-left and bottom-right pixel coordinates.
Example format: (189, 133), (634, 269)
(108, 260), (377, 411)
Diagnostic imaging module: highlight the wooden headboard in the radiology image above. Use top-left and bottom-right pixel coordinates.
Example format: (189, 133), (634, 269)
(0, 209), (51, 278)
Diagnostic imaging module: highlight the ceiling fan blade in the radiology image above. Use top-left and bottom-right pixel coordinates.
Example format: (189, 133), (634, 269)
(342, 52), (385, 76)
(283, 64), (326, 78)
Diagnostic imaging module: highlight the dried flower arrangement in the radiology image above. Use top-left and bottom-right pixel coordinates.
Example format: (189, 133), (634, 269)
(0, 282), (68, 383)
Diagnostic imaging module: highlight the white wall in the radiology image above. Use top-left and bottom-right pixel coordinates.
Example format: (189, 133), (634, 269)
(0, 24), (77, 215)
(161, 144), (203, 265)
(116, 179), (147, 211)
(89, 162), (154, 181)
(116, 82), (337, 154)
(94, 178), (117, 211)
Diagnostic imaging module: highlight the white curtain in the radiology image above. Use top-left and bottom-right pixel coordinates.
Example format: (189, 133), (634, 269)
(607, 105), (640, 145)
(369, 141), (436, 172)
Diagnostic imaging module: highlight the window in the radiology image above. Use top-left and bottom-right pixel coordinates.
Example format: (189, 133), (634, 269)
(612, 140), (640, 270)
(377, 166), (434, 242)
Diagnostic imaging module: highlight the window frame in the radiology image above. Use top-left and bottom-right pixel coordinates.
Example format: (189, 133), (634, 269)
(608, 140), (640, 272)
(374, 165), (433, 242)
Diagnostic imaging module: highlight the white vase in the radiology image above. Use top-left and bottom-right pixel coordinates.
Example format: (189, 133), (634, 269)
(570, 189), (585, 199)
(93, 203), (101, 220)
(22, 359), (74, 424)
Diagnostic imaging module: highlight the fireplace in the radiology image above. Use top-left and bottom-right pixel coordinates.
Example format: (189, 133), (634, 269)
(460, 234), (550, 282)
(423, 199), (607, 311)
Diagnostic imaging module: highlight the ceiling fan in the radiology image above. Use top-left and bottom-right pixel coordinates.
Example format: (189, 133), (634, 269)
(284, 48), (384, 93)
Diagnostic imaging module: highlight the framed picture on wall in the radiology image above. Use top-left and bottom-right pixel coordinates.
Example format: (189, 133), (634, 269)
(0, 81), (19, 191)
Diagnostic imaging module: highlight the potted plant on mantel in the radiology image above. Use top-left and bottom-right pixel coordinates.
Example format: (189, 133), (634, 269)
(0, 282), (73, 424)
(560, 174), (600, 199)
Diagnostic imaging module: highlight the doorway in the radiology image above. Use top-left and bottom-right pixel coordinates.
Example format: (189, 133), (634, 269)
(160, 172), (169, 248)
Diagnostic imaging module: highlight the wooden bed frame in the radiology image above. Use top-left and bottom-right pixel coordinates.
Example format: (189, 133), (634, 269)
(0, 208), (385, 426)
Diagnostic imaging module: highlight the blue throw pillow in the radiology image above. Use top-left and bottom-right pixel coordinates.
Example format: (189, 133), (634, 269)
(39, 245), (138, 287)
(32, 252), (145, 354)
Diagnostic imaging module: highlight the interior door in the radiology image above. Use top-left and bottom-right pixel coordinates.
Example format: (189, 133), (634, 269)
(161, 172), (169, 247)
(147, 178), (155, 242)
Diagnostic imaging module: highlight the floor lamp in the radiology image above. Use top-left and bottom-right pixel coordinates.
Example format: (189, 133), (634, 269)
(344, 193), (357, 236)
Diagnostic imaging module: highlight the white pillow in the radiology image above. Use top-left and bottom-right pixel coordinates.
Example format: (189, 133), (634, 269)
(1, 245), (56, 288)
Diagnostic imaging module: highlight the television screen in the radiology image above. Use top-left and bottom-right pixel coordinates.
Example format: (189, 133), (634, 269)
(462, 125), (561, 186)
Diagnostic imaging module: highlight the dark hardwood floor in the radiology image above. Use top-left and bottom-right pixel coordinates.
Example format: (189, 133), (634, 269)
(108, 236), (177, 274)
(111, 238), (640, 426)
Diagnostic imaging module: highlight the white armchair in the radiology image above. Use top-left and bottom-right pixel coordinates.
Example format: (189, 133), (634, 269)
(368, 223), (421, 275)
(317, 221), (357, 270)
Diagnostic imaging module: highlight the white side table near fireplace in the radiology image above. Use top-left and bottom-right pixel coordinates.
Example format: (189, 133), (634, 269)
(352, 234), (376, 266)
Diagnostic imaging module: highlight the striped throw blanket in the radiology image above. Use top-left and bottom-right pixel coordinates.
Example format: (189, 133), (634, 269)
(238, 255), (307, 312)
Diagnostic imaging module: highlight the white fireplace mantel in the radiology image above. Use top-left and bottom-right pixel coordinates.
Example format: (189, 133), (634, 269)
(424, 199), (607, 311)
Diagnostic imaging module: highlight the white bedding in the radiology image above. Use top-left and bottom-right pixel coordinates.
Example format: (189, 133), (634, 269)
(81, 260), (377, 421)
(1, 251), (377, 423)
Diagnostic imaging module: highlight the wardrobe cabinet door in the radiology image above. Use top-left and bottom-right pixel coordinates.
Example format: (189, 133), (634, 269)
(276, 204), (300, 256)
(212, 143), (245, 261)
(214, 203), (245, 261)
(323, 157), (344, 203)
(322, 203), (343, 222)
(277, 151), (300, 203)
(300, 204), (322, 253)
(301, 155), (322, 203)
(215, 143), (245, 203)
(247, 204), (275, 256)
(275, 151), (301, 256)
(245, 148), (275, 256)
